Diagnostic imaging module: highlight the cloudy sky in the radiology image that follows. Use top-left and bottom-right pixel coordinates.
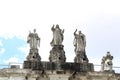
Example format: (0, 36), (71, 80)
(0, 0), (120, 72)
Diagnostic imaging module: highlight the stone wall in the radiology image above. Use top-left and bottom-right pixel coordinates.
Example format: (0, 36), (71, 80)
(0, 69), (120, 80)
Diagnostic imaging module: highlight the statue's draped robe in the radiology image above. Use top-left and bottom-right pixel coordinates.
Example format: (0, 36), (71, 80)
(27, 33), (40, 49)
(51, 28), (63, 46)
(74, 33), (86, 54)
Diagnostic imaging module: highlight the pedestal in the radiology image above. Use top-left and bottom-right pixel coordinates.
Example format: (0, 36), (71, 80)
(23, 48), (43, 70)
(74, 51), (88, 63)
(49, 45), (66, 70)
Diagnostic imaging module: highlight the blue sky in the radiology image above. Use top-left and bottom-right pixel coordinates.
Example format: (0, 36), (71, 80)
(0, 0), (120, 72)
(0, 36), (27, 68)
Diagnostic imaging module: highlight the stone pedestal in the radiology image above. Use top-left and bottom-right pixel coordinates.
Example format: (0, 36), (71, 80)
(26, 48), (41, 61)
(74, 51), (88, 63)
(49, 45), (66, 70)
(41, 62), (94, 72)
(24, 61), (43, 70)
(23, 48), (43, 70)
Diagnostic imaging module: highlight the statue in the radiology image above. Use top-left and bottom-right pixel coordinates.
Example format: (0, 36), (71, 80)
(101, 52), (114, 72)
(73, 29), (88, 63)
(49, 24), (66, 70)
(24, 29), (43, 70)
(73, 29), (86, 54)
(27, 29), (40, 49)
(50, 24), (64, 46)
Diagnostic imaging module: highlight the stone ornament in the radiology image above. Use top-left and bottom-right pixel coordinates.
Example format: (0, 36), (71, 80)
(101, 52), (114, 72)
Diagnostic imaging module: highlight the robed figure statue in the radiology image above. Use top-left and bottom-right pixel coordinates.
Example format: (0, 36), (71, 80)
(50, 24), (64, 46)
(73, 29), (86, 54)
(24, 29), (42, 70)
(27, 29), (40, 49)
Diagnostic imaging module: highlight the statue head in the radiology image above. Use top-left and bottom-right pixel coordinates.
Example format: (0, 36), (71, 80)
(56, 24), (59, 29)
(79, 31), (81, 34)
(34, 29), (36, 33)
(106, 51), (111, 57)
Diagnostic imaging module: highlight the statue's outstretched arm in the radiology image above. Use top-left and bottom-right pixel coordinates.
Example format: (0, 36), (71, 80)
(62, 29), (64, 34)
(74, 29), (77, 35)
(51, 25), (55, 31)
(27, 31), (31, 43)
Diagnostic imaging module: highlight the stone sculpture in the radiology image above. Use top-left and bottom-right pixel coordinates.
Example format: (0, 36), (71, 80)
(50, 24), (64, 46)
(27, 29), (40, 49)
(73, 29), (88, 63)
(73, 29), (86, 53)
(49, 24), (66, 70)
(101, 52), (114, 72)
(24, 29), (42, 70)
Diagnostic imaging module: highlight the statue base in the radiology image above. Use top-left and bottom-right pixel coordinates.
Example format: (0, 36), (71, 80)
(41, 62), (94, 72)
(49, 45), (66, 70)
(26, 48), (41, 61)
(74, 51), (89, 63)
(23, 61), (43, 70)
(23, 48), (43, 70)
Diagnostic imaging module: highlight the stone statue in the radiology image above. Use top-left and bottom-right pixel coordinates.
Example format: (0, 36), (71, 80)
(27, 29), (40, 49)
(73, 29), (88, 63)
(101, 52), (114, 72)
(49, 24), (66, 70)
(73, 29), (86, 54)
(24, 29), (43, 70)
(50, 24), (64, 46)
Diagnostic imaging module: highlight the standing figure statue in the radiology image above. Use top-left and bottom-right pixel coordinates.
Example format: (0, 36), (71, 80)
(50, 24), (64, 46)
(27, 29), (40, 49)
(73, 29), (86, 54)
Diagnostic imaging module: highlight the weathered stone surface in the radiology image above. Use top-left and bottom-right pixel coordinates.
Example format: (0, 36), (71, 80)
(74, 52), (88, 63)
(26, 48), (41, 61)
(41, 62), (94, 72)
(24, 61), (43, 70)
(49, 25), (66, 70)
(23, 48), (43, 70)
(50, 24), (64, 46)
(23, 29), (43, 70)
(49, 45), (66, 70)
(101, 52), (114, 72)
(0, 69), (120, 80)
(73, 29), (88, 63)
(49, 45), (66, 63)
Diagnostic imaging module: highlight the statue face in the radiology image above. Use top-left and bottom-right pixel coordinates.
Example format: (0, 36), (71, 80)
(79, 31), (81, 34)
(34, 29), (36, 33)
(56, 25), (59, 29)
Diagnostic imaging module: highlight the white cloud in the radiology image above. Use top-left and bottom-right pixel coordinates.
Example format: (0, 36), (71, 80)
(4, 57), (23, 69)
(18, 44), (29, 57)
(4, 57), (20, 64)
(0, 40), (5, 54)
(0, 48), (5, 54)
(0, 40), (3, 47)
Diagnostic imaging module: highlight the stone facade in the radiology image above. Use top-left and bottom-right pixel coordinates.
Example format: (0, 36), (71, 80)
(0, 69), (120, 80)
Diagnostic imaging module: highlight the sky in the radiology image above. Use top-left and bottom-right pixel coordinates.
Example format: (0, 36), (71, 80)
(0, 0), (120, 72)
